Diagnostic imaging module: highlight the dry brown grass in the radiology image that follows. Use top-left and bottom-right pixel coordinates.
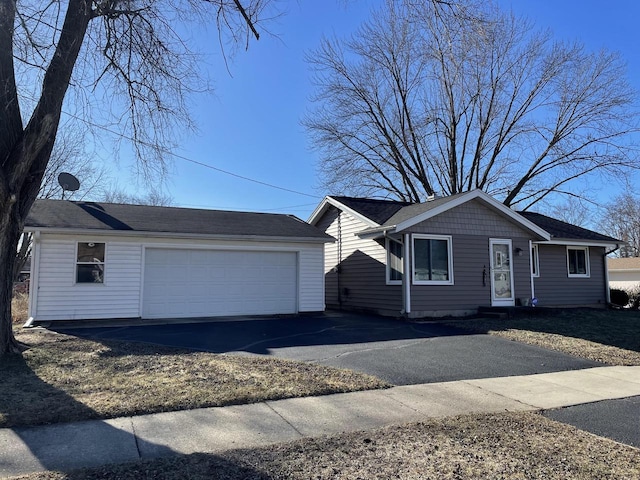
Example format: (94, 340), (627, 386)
(11, 412), (640, 479)
(2, 328), (388, 428)
(441, 309), (640, 366)
(11, 293), (29, 324)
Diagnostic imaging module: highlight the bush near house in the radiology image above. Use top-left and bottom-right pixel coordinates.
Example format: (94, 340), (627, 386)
(11, 293), (29, 324)
(610, 288), (630, 307)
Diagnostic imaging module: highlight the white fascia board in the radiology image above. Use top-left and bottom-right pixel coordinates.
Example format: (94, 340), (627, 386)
(23, 227), (334, 244)
(307, 196), (380, 228)
(355, 225), (398, 239)
(394, 190), (551, 240)
(534, 239), (621, 248)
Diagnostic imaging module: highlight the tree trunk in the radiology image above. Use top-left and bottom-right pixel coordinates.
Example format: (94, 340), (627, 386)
(0, 0), (93, 356)
(0, 202), (24, 355)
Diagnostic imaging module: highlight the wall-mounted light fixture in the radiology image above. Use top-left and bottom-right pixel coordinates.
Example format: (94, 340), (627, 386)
(514, 247), (523, 257)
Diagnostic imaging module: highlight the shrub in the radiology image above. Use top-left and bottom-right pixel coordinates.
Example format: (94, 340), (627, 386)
(11, 293), (29, 324)
(610, 288), (630, 307)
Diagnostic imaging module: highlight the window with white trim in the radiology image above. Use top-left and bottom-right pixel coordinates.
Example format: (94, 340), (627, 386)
(567, 246), (589, 277)
(386, 238), (403, 284)
(76, 242), (105, 283)
(531, 244), (540, 277)
(412, 235), (453, 285)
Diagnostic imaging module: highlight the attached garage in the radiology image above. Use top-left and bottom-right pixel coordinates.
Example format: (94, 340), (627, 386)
(24, 200), (332, 323)
(143, 248), (298, 318)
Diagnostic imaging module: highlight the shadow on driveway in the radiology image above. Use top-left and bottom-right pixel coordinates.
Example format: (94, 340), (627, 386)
(52, 311), (603, 386)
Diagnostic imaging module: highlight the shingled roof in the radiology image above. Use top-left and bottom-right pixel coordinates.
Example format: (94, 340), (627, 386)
(25, 200), (333, 241)
(517, 211), (620, 244)
(329, 196), (412, 225)
(319, 192), (620, 244)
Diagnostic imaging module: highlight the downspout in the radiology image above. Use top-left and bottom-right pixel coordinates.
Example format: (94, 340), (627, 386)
(604, 244), (621, 304)
(403, 233), (411, 316)
(337, 212), (342, 308)
(529, 240), (535, 302)
(25, 230), (41, 327)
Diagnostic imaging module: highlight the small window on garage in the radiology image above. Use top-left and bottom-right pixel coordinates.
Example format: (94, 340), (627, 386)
(76, 242), (105, 283)
(567, 246), (589, 278)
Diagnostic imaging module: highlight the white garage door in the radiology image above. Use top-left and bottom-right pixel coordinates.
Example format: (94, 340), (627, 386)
(142, 248), (298, 318)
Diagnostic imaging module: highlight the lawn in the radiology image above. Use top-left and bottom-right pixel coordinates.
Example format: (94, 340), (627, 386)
(440, 308), (640, 366)
(9, 412), (640, 479)
(5, 300), (640, 478)
(2, 328), (388, 428)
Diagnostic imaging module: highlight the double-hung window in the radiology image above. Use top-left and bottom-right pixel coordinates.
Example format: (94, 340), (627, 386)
(386, 238), (403, 284)
(76, 242), (105, 283)
(412, 235), (453, 285)
(567, 246), (589, 277)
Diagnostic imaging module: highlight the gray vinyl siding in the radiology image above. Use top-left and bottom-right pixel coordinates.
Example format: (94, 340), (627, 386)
(407, 200), (535, 314)
(315, 207), (402, 315)
(409, 199), (528, 237)
(408, 235), (533, 313)
(533, 244), (607, 307)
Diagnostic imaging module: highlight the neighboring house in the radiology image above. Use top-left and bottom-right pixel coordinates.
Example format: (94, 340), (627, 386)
(24, 200), (333, 323)
(308, 190), (622, 318)
(608, 257), (640, 291)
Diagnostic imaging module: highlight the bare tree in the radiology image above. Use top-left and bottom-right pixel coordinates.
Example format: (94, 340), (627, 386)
(305, 0), (639, 207)
(100, 184), (173, 206)
(546, 195), (594, 228)
(0, 0), (272, 355)
(600, 192), (640, 257)
(13, 123), (106, 283)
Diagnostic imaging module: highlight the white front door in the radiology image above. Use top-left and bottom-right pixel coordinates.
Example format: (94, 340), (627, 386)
(489, 239), (515, 307)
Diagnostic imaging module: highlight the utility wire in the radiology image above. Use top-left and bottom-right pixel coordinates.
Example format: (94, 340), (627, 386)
(22, 94), (322, 200)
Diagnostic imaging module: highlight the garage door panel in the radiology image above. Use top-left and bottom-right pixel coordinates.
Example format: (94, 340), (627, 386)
(142, 248), (297, 318)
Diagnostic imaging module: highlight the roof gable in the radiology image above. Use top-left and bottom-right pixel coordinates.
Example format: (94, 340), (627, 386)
(25, 200), (333, 242)
(372, 190), (549, 240)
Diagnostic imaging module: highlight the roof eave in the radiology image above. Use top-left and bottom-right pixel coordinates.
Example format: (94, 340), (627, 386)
(24, 227), (335, 244)
(534, 238), (622, 248)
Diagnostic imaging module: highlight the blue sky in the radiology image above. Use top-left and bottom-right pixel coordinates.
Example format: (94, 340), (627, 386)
(105, 0), (640, 220)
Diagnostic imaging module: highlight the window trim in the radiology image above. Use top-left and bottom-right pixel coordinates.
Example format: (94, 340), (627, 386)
(531, 244), (540, 278)
(75, 242), (106, 285)
(567, 246), (590, 278)
(411, 234), (454, 286)
(385, 237), (403, 285)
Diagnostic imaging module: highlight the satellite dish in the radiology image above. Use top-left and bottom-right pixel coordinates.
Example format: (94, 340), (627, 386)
(58, 172), (80, 200)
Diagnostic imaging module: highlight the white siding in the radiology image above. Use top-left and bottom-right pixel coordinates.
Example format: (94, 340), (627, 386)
(31, 233), (326, 321)
(34, 239), (142, 321)
(609, 271), (640, 291)
(298, 245), (325, 311)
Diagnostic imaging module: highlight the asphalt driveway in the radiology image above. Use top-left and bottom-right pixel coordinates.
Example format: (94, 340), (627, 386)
(52, 311), (602, 386)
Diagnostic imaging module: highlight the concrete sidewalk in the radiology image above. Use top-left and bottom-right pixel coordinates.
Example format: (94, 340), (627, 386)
(2, 365), (640, 478)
